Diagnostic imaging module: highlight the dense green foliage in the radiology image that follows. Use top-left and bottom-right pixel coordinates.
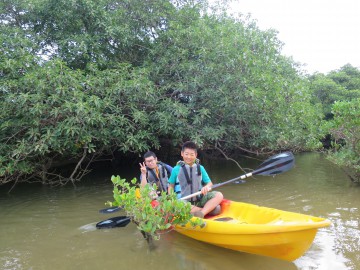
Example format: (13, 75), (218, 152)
(147, 14), (323, 151)
(1, 60), (159, 185)
(109, 175), (202, 240)
(309, 64), (360, 118)
(309, 65), (360, 180)
(325, 99), (360, 178)
(1, 0), (205, 185)
(1, 0), (357, 186)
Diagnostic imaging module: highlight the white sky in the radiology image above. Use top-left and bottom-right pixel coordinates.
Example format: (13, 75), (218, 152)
(228, 0), (360, 74)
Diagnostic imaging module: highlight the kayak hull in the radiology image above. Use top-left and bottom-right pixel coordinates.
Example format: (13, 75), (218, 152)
(175, 199), (330, 261)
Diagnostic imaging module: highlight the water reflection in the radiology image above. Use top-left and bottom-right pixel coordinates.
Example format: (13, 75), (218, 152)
(163, 233), (298, 270)
(295, 229), (350, 269)
(0, 249), (27, 270)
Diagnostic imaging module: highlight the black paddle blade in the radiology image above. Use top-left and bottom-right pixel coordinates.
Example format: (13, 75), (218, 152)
(96, 216), (131, 229)
(253, 152), (295, 176)
(99, 206), (121, 214)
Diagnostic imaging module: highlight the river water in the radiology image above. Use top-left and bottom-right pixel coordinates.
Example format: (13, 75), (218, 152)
(0, 152), (359, 270)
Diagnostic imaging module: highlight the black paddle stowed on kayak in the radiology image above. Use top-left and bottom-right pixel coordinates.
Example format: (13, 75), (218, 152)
(98, 206), (122, 214)
(96, 216), (131, 229)
(96, 151), (295, 229)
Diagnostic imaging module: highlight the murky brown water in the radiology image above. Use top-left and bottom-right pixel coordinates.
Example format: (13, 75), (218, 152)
(0, 152), (359, 269)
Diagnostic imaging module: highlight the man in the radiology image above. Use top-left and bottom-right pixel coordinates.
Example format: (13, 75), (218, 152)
(139, 151), (172, 194)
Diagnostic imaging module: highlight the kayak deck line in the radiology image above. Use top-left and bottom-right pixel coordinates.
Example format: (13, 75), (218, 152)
(213, 217), (234, 222)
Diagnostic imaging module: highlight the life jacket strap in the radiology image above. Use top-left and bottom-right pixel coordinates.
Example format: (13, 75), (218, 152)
(147, 168), (166, 192)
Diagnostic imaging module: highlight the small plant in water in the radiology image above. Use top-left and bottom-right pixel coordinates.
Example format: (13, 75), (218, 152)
(107, 175), (203, 241)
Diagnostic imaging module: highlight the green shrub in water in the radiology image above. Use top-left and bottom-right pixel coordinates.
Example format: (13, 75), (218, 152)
(108, 175), (203, 240)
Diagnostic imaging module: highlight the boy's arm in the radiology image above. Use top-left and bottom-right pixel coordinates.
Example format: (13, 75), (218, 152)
(200, 165), (213, 194)
(168, 183), (175, 194)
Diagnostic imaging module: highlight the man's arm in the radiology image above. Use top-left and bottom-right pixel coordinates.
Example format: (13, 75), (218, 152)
(140, 173), (147, 187)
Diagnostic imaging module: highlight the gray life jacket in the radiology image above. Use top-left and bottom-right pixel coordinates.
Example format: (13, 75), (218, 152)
(146, 162), (169, 192)
(177, 159), (203, 202)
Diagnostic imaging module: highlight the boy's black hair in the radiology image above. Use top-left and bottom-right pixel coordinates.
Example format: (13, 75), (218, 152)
(181, 141), (198, 152)
(143, 151), (157, 159)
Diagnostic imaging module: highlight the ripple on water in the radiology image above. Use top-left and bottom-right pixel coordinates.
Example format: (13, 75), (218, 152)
(0, 249), (30, 270)
(78, 223), (97, 233)
(302, 205), (313, 212)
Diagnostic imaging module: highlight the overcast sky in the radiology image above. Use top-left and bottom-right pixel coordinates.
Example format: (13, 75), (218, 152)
(228, 0), (360, 74)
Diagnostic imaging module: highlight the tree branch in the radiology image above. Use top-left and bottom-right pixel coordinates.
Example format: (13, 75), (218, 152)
(215, 142), (247, 174)
(69, 145), (88, 185)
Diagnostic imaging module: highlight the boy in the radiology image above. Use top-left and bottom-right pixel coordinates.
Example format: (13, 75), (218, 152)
(168, 141), (223, 218)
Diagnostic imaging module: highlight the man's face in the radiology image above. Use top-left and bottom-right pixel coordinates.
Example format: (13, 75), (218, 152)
(144, 156), (158, 169)
(181, 148), (197, 165)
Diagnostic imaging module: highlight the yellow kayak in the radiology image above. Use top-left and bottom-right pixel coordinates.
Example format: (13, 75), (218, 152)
(175, 199), (331, 261)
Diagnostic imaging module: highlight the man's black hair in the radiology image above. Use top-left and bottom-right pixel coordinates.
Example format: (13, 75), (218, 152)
(181, 141), (198, 152)
(143, 151), (157, 159)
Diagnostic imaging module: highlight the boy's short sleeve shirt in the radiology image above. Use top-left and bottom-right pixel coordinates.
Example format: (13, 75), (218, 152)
(168, 165), (181, 184)
(200, 165), (211, 184)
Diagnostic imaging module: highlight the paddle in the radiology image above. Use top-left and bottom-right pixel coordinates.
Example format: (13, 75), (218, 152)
(99, 206), (122, 214)
(180, 151), (295, 201)
(96, 152), (294, 228)
(96, 216), (131, 229)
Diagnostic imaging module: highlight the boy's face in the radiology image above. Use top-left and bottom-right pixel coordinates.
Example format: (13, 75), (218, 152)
(144, 156), (158, 169)
(181, 148), (197, 165)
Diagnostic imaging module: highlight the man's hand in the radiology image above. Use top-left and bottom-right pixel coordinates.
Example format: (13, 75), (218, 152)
(139, 162), (147, 175)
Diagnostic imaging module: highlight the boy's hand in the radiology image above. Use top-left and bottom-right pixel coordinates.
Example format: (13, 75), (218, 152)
(201, 185), (211, 195)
